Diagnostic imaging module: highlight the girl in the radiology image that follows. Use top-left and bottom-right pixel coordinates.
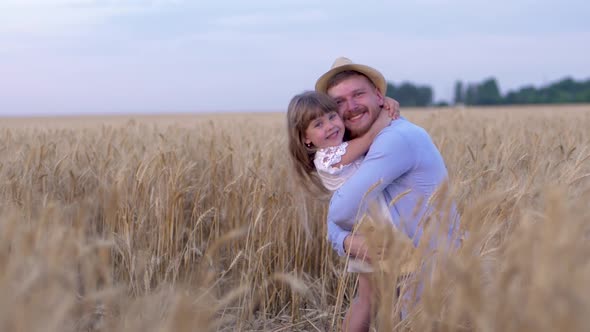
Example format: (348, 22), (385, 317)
(286, 90), (400, 272)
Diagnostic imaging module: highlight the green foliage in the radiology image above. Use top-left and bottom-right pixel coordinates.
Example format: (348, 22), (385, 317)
(386, 77), (590, 107)
(465, 84), (478, 105)
(477, 78), (502, 105)
(454, 81), (464, 105)
(456, 77), (590, 105)
(386, 82), (433, 107)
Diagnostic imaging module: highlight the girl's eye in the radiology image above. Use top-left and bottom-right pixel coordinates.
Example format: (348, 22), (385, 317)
(329, 113), (337, 120)
(314, 122), (322, 128)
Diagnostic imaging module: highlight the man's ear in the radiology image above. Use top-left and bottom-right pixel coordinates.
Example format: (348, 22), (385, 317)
(375, 88), (385, 106)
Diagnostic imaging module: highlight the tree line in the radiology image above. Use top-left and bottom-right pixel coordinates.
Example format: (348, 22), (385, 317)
(385, 77), (590, 107)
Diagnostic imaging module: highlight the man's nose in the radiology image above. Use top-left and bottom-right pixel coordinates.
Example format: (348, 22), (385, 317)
(345, 98), (357, 112)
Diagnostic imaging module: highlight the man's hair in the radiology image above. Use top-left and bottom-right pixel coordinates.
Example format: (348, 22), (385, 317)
(326, 70), (378, 92)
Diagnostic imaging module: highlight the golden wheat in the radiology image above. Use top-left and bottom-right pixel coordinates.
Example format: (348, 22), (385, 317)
(0, 105), (589, 331)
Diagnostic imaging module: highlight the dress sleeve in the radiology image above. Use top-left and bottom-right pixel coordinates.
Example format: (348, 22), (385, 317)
(314, 142), (349, 175)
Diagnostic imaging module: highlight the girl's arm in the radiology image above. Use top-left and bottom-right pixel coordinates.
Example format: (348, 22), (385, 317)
(332, 110), (391, 167)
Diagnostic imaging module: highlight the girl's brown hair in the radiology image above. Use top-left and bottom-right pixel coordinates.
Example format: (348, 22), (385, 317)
(286, 91), (338, 197)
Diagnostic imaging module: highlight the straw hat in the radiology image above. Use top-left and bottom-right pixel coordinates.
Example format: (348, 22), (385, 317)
(315, 57), (387, 95)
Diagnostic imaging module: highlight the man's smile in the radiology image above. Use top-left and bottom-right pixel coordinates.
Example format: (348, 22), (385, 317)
(346, 111), (366, 123)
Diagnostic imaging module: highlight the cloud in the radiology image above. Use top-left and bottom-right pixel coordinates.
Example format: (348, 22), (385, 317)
(0, 0), (184, 35)
(1, 0), (589, 114)
(210, 9), (325, 28)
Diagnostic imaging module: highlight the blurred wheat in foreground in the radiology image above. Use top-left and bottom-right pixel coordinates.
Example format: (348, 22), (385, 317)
(1, 105), (590, 331)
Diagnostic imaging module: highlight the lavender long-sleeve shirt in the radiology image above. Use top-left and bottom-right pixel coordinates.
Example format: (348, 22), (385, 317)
(327, 117), (459, 256)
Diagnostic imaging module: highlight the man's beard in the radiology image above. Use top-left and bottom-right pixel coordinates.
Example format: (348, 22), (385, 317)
(344, 105), (375, 138)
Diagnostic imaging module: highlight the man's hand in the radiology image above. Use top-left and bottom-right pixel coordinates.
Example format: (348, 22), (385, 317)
(343, 234), (369, 261)
(344, 233), (389, 264)
(383, 97), (400, 120)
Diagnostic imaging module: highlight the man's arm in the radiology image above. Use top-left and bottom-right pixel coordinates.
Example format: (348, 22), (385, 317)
(326, 216), (351, 257)
(326, 125), (417, 254)
(326, 213), (372, 259)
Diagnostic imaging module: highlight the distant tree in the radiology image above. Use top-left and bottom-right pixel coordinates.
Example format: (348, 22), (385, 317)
(521, 86), (538, 103)
(386, 82), (396, 99)
(492, 77), (590, 105)
(464, 84), (478, 105)
(453, 80), (464, 105)
(476, 78), (502, 105)
(416, 86), (433, 106)
(386, 82), (433, 107)
(389, 76), (590, 107)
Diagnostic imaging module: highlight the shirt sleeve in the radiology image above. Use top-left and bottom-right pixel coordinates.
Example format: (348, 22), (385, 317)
(326, 215), (350, 257)
(326, 125), (417, 254)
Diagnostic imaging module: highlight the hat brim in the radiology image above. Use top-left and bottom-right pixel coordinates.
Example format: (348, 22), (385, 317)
(315, 63), (387, 96)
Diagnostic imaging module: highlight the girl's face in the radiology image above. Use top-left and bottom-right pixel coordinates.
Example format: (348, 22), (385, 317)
(304, 110), (345, 149)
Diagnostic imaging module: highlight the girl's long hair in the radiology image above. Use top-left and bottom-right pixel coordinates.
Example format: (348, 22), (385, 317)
(286, 91), (338, 198)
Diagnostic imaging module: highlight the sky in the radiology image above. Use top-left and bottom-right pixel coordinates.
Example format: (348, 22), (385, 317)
(1, 0), (589, 115)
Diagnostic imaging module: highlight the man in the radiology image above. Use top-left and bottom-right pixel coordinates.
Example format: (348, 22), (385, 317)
(315, 57), (458, 331)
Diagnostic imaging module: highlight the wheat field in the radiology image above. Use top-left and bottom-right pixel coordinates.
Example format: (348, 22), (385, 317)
(1, 104), (589, 331)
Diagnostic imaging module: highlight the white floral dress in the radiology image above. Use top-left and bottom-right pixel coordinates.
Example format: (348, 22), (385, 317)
(314, 142), (363, 191)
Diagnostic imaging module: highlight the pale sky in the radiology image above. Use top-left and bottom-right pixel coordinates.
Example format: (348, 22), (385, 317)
(1, 0), (589, 115)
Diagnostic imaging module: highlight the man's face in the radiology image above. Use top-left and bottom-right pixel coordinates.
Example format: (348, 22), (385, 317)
(327, 75), (384, 138)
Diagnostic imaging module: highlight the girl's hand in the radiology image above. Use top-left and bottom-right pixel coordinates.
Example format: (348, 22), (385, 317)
(383, 97), (400, 120)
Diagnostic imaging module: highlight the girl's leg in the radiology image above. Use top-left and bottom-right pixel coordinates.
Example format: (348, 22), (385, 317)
(342, 273), (372, 332)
